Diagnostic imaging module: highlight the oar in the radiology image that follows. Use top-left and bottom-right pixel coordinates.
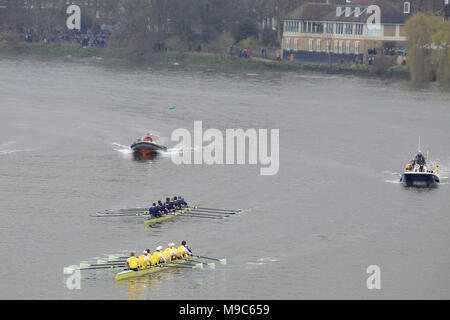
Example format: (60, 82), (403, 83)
(195, 255), (227, 265)
(64, 264), (120, 274)
(187, 210), (232, 216)
(177, 214), (223, 219)
(79, 261), (125, 269)
(93, 212), (149, 217)
(182, 210), (229, 217)
(193, 207), (241, 213)
(165, 263), (204, 270)
(104, 208), (149, 213)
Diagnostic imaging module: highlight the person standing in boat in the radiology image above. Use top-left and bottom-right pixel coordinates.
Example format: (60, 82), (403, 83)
(415, 151), (426, 171)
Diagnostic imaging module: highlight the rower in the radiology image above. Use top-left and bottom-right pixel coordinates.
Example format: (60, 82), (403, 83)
(159, 200), (169, 215)
(126, 252), (139, 271)
(152, 246), (167, 265)
(137, 250), (150, 270)
(164, 197), (174, 212)
(177, 240), (193, 258)
(149, 203), (161, 218)
(164, 243), (180, 261)
(172, 196), (180, 210)
(179, 196), (188, 208)
(145, 249), (155, 266)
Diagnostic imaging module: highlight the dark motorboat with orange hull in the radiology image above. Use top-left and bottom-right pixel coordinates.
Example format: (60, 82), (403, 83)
(130, 134), (167, 156)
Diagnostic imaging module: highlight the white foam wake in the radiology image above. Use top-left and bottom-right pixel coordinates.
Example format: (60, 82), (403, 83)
(111, 142), (133, 154)
(159, 145), (203, 158)
(0, 148), (32, 156)
(384, 180), (402, 184)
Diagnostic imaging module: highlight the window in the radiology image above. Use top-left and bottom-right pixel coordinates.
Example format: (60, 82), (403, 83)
(345, 23), (353, 35)
(346, 40), (351, 54)
(285, 38), (291, 50)
(355, 41), (360, 55)
(336, 23), (344, 35)
(294, 38), (298, 51)
(355, 23), (363, 35)
(316, 39), (321, 52)
(285, 21), (299, 33)
(403, 2), (410, 14)
(326, 39), (331, 53)
(326, 23), (334, 34)
(309, 39), (314, 52)
(334, 40), (339, 53)
(301, 21), (323, 33)
(339, 40), (343, 54)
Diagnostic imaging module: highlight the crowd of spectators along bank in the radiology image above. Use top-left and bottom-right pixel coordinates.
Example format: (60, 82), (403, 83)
(12, 27), (110, 48)
(367, 47), (407, 65)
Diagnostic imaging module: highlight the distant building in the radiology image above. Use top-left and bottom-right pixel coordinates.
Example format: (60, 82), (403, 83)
(281, 0), (447, 63)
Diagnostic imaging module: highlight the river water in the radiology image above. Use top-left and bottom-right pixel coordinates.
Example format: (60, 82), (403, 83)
(0, 55), (449, 299)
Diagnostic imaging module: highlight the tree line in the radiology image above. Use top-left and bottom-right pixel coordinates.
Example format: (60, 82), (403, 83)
(406, 13), (450, 83)
(0, 0), (306, 52)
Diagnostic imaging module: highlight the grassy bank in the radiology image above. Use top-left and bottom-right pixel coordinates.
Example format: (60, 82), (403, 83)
(0, 41), (410, 79)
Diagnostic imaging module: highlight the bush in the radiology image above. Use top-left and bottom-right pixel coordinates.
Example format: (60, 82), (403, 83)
(232, 20), (258, 43)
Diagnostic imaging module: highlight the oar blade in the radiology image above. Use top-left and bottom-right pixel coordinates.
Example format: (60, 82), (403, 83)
(108, 255), (119, 262)
(192, 263), (204, 270)
(63, 267), (75, 274)
(207, 263), (215, 269)
(220, 258), (227, 265)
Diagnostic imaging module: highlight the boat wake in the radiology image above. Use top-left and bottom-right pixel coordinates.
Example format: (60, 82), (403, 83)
(111, 142), (133, 154)
(160, 145), (204, 158)
(245, 257), (278, 268)
(0, 142), (32, 156)
(382, 170), (402, 184)
(0, 149), (32, 155)
(384, 179), (402, 184)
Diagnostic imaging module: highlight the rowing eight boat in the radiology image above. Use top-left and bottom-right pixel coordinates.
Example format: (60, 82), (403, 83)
(114, 257), (194, 281)
(144, 209), (187, 226)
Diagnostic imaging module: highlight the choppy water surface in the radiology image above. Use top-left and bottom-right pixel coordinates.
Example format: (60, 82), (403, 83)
(0, 55), (449, 299)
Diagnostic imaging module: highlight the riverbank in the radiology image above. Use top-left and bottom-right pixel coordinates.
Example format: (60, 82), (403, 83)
(0, 41), (410, 79)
